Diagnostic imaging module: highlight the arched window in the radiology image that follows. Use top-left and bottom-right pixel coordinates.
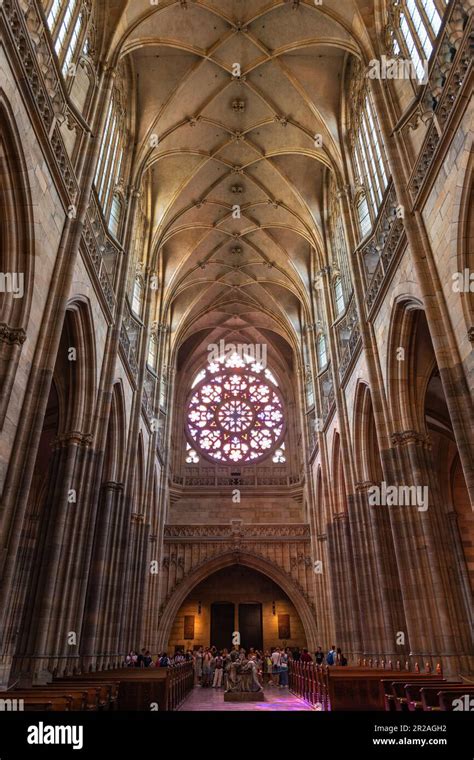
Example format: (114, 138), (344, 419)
(357, 193), (371, 237)
(109, 194), (123, 238)
(334, 277), (344, 316)
(353, 94), (389, 223)
(94, 80), (127, 228)
(147, 333), (158, 368)
(186, 352), (285, 464)
(326, 173), (352, 302)
(132, 276), (144, 317)
(393, 0), (447, 82)
(317, 333), (328, 369)
(44, 1), (91, 79)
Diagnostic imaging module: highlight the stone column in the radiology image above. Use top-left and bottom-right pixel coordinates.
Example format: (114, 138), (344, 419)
(80, 480), (124, 671)
(389, 430), (472, 673)
(23, 431), (93, 683)
(369, 78), (474, 506)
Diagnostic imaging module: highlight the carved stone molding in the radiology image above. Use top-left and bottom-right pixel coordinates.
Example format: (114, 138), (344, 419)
(163, 524), (311, 540)
(355, 480), (377, 492)
(51, 431), (93, 450)
(334, 512), (347, 522)
(0, 323), (27, 346)
(391, 430), (431, 449)
(158, 542), (316, 617)
(102, 481), (124, 492)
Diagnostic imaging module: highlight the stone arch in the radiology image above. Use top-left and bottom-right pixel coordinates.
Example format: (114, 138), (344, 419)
(0, 90), (34, 425)
(156, 551), (319, 652)
(457, 151), (474, 335)
(386, 295), (426, 433)
(353, 381), (383, 484)
(331, 431), (347, 515)
(102, 382), (126, 484)
(62, 298), (98, 436)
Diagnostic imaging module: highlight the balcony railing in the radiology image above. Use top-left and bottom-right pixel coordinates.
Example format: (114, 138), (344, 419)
(409, 0), (473, 197)
(360, 183), (406, 315)
(336, 293), (361, 381)
(318, 365), (335, 422)
(1, 0), (85, 204)
(81, 193), (121, 316)
(172, 465), (301, 488)
(119, 299), (141, 381)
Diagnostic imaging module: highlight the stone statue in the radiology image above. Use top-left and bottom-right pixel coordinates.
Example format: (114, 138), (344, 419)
(225, 653), (263, 695)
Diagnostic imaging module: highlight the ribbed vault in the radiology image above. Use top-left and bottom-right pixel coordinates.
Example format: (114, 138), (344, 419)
(106, 0), (372, 357)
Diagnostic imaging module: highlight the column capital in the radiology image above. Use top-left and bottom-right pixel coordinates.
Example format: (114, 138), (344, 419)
(355, 480), (377, 492)
(391, 430), (431, 449)
(0, 324), (27, 346)
(51, 431), (94, 450)
(102, 481), (124, 492)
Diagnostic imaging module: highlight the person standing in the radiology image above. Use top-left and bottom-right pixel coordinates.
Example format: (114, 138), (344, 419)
(212, 652), (224, 687)
(279, 650), (289, 687)
(202, 648), (212, 687)
(300, 648), (313, 663)
(194, 647), (203, 684)
(271, 647), (282, 687)
(326, 645), (336, 666)
(315, 646), (324, 666)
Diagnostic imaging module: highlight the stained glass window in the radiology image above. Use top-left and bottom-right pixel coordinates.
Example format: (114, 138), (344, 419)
(186, 353), (285, 464)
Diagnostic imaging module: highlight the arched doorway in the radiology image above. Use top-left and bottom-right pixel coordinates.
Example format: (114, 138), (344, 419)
(156, 552), (318, 653)
(167, 565), (307, 653)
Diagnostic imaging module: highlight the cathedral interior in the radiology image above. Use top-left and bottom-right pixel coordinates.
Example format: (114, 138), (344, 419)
(0, 0), (473, 702)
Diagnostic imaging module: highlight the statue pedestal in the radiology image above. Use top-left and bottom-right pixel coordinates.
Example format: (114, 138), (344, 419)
(224, 690), (264, 702)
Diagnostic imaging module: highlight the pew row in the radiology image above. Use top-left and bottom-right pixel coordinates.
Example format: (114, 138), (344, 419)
(288, 662), (458, 711)
(55, 663), (194, 711)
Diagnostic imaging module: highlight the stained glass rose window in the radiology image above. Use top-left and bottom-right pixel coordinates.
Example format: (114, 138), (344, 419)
(186, 353), (285, 464)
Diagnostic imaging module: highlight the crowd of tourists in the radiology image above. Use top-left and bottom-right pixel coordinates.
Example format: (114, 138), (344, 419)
(124, 644), (347, 686)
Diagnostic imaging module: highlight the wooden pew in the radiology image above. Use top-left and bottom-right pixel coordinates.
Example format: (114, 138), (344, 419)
(327, 670), (445, 711)
(289, 662), (329, 709)
(439, 688), (474, 711)
(0, 690), (73, 711)
(421, 686), (474, 712)
(384, 679), (446, 711)
(55, 663), (194, 711)
(53, 679), (118, 710)
(404, 681), (458, 712)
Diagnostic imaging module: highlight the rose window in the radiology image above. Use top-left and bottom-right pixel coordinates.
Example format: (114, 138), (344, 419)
(186, 354), (285, 464)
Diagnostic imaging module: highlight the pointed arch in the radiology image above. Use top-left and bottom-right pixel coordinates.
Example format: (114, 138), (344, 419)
(102, 381), (126, 484)
(0, 90), (35, 426)
(63, 297), (98, 435)
(353, 381), (384, 484)
(156, 550), (318, 653)
(331, 431), (347, 515)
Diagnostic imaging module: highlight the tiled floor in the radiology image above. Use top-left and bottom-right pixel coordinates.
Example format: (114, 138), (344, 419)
(178, 685), (313, 711)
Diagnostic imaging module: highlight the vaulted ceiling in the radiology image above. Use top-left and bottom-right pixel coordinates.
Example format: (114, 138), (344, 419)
(107, 0), (376, 372)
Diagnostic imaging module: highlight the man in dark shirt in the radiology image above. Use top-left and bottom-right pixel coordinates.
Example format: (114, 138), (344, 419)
(300, 648), (313, 663)
(315, 646), (324, 665)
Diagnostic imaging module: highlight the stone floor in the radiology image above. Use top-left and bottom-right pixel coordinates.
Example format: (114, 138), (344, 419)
(178, 685), (313, 711)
